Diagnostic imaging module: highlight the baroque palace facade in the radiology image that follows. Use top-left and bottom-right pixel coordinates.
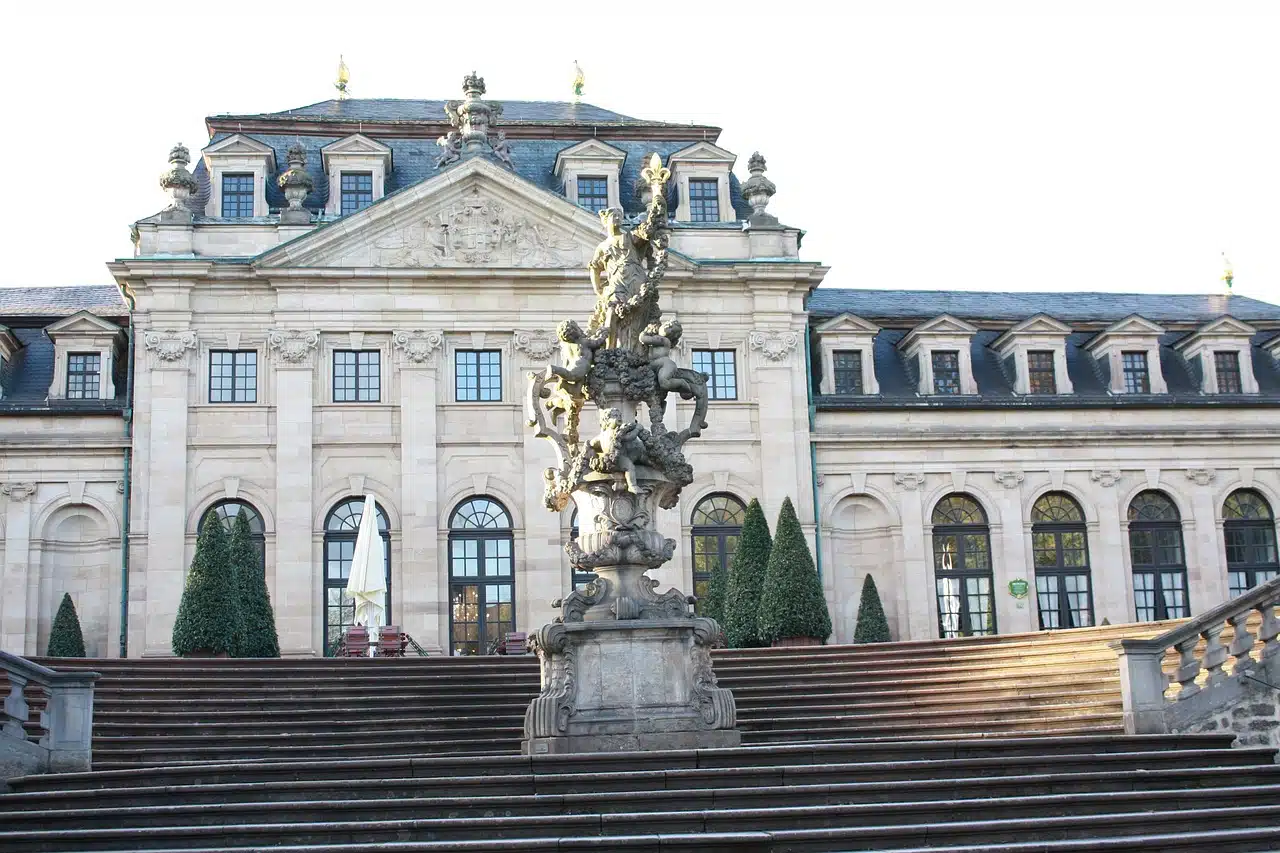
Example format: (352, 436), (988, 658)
(2, 75), (1280, 658)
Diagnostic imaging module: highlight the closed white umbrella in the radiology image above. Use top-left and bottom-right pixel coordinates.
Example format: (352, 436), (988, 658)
(345, 495), (386, 646)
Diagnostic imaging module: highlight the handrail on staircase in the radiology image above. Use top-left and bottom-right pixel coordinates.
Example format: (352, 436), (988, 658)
(1109, 576), (1280, 734)
(0, 651), (100, 776)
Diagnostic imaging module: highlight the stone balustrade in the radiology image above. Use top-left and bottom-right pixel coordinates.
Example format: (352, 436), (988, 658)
(0, 652), (99, 785)
(1111, 576), (1280, 736)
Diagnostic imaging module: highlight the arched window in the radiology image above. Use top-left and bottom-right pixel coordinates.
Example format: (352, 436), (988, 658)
(449, 497), (515, 656)
(568, 508), (596, 592)
(1224, 489), (1279, 597)
(199, 499), (266, 567)
(1128, 490), (1188, 621)
(932, 494), (995, 638)
(1031, 493), (1093, 629)
(691, 494), (745, 615)
(323, 498), (391, 656)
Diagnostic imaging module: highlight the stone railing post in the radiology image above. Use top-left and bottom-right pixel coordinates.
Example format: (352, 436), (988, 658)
(1, 669), (30, 739)
(42, 672), (99, 772)
(1109, 638), (1170, 734)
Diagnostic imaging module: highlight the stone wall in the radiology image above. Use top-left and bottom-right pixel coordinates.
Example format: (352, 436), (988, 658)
(1169, 653), (1280, 751)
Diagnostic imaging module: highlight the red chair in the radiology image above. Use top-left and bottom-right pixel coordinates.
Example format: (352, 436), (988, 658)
(376, 626), (406, 657)
(342, 626), (370, 657)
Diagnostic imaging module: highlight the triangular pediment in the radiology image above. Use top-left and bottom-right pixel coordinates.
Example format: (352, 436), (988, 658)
(554, 139), (627, 176)
(1194, 314), (1257, 337)
(815, 312), (880, 334)
(669, 141), (736, 165)
(203, 134), (275, 157)
(45, 311), (122, 337)
(256, 156), (695, 271)
(991, 313), (1073, 351)
(322, 134), (393, 170)
(909, 314), (979, 336)
(1085, 314), (1166, 353)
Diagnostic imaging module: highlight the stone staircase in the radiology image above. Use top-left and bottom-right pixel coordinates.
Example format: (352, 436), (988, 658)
(9, 622), (1279, 851)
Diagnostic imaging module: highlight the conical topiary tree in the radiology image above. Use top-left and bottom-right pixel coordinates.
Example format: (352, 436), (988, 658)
(853, 574), (891, 644)
(700, 549), (729, 626)
(231, 509), (280, 658)
(723, 498), (772, 648)
(172, 512), (240, 657)
(757, 497), (832, 645)
(47, 593), (86, 657)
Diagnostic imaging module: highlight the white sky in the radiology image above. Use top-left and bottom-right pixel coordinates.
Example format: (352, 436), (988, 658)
(3, 0), (1280, 301)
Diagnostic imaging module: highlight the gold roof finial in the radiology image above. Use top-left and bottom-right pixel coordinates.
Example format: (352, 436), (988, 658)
(1222, 252), (1234, 293)
(572, 61), (585, 104)
(335, 55), (351, 100)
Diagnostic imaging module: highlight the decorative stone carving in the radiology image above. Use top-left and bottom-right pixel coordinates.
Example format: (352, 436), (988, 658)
(159, 143), (198, 213)
(993, 470), (1025, 489)
(1186, 468), (1216, 486)
(369, 190), (585, 268)
(1090, 469), (1122, 488)
(277, 143), (315, 215)
(437, 72), (513, 169)
(749, 329), (801, 362)
(894, 472), (926, 491)
(741, 152), (778, 227)
(143, 329), (198, 363)
(392, 330), (444, 365)
(2, 482), (37, 501)
(116, 479), (126, 494)
(513, 330), (555, 361)
(267, 329), (320, 364)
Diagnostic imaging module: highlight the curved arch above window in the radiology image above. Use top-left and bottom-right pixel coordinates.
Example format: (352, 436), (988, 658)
(1128, 491), (1180, 523)
(326, 498), (390, 533)
(692, 493), (746, 527)
(450, 497), (512, 530)
(200, 499), (266, 536)
(1031, 492), (1085, 524)
(1224, 489), (1274, 521)
(932, 494), (987, 526)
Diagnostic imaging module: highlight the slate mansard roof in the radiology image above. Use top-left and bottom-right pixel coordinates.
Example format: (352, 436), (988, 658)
(0, 286), (128, 414)
(185, 97), (751, 222)
(810, 288), (1280, 409)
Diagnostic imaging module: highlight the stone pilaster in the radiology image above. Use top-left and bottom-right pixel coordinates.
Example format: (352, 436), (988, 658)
(1091, 471), (1130, 624)
(269, 329), (319, 655)
(895, 473), (933, 639)
(1, 483), (37, 653)
(992, 475), (1033, 633)
(749, 329), (804, 520)
(514, 334), (564, 634)
(1186, 468), (1227, 613)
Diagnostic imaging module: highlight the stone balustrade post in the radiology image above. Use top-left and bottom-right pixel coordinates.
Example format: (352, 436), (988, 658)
(1109, 638), (1170, 734)
(42, 672), (99, 772)
(1, 669), (30, 739)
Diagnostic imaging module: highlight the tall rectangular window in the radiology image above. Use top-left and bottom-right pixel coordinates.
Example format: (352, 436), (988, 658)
(688, 179), (720, 222)
(692, 349), (737, 400)
(1122, 351), (1150, 394)
(931, 350), (961, 395)
(1027, 350), (1057, 395)
(66, 353), (100, 399)
(209, 351), (257, 403)
(340, 172), (373, 215)
(456, 350), (502, 401)
(333, 350), (380, 402)
(576, 176), (609, 213)
(833, 350), (863, 394)
(221, 173), (255, 218)
(1215, 351), (1242, 393)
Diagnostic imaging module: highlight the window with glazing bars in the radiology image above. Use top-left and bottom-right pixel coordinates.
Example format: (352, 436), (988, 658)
(340, 172), (373, 215)
(1027, 350), (1057, 394)
(688, 179), (719, 222)
(833, 350), (863, 394)
(1122, 351), (1150, 394)
(333, 350), (380, 402)
(209, 351), (257, 403)
(66, 353), (100, 399)
(692, 349), (737, 399)
(456, 350), (502, 401)
(221, 173), (255, 218)
(576, 176), (609, 213)
(931, 350), (961, 394)
(1215, 351), (1242, 393)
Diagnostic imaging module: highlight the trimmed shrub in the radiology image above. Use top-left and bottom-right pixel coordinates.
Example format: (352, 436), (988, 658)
(172, 513), (240, 657)
(231, 509), (279, 658)
(700, 549), (729, 626)
(757, 497), (832, 644)
(853, 574), (891, 643)
(723, 498), (772, 648)
(47, 593), (86, 657)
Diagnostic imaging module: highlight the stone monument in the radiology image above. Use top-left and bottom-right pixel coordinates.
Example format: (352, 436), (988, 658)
(521, 154), (739, 755)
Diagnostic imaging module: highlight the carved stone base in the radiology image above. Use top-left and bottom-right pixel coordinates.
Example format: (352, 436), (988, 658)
(522, 618), (739, 755)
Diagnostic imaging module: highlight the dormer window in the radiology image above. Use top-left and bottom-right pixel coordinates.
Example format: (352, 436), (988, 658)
(833, 351), (863, 394)
(1174, 315), (1259, 395)
(814, 313), (880, 395)
(669, 142), (736, 223)
(1122, 351), (1150, 393)
(931, 351), (961, 394)
(44, 311), (123, 401)
(576, 176), (610, 213)
(321, 134), (392, 217)
(990, 314), (1074, 396)
(1215, 351), (1242, 393)
(66, 353), (101, 399)
(898, 314), (979, 396)
(1085, 314), (1167, 395)
(689, 179), (720, 222)
(0, 325), (20, 401)
(1027, 351), (1057, 394)
(340, 172), (374, 215)
(221, 173), (255, 218)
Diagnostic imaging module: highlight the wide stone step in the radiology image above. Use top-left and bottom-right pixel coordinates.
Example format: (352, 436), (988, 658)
(2, 796), (1276, 852)
(94, 713), (525, 736)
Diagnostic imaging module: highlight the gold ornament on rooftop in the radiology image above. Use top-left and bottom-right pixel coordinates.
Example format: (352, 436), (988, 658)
(335, 56), (350, 100)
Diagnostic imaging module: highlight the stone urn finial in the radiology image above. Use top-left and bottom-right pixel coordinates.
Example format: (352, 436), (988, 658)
(440, 70), (510, 168)
(277, 142), (315, 212)
(159, 143), (198, 213)
(742, 151), (778, 226)
(462, 71), (486, 99)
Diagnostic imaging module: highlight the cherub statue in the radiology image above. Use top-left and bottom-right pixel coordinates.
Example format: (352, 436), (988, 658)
(590, 408), (649, 493)
(435, 131), (463, 168)
(541, 319), (604, 444)
(641, 319), (698, 399)
(491, 131), (514, 168)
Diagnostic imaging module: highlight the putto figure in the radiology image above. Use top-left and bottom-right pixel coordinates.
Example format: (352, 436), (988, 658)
(541, 319), (604, 445)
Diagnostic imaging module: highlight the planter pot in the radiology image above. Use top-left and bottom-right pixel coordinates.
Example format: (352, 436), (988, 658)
(772, 636), (822, 648)
(184, 650), (231, 658)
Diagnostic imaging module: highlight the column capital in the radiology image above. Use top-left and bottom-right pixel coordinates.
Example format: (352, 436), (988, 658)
(143, 329), (198, 370)
(393, 329), (444, 368)
(1, 483), (37, 502)
(268, 329), (320, 369)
